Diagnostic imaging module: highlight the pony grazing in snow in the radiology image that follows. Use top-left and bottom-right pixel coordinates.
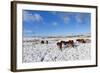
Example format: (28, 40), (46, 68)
(57, 42), (62, 50)
(65, 40), (74, 47)
(56, 40), (75, 51)
(76, 39), (86, 43)
(41, 40), (48, 44)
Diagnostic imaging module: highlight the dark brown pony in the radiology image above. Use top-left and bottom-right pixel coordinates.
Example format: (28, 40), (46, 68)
(65, 40), (74, 47)
(57, 40), (75, 51)
(41, 40), (45, 44)
(76, 39), (86, 43)
(57, 42), (62, 50)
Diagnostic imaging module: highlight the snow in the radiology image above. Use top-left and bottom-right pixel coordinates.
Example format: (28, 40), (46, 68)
(22, 37), (91, 63)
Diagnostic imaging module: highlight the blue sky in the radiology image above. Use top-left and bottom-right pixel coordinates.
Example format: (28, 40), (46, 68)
(23, 10), (91, 37)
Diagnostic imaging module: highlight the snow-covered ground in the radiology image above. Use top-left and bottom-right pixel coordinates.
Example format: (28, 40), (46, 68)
(22, 37), (91, 63)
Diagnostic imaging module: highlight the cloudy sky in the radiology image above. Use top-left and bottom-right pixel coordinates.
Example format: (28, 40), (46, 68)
(23, 10), (91, 37)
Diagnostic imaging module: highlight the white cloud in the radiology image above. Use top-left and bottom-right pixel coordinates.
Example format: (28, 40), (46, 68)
(23, 29), (33, 33)
(63, 16), (70, 24)
(23, 11), (43, 23)
(58, 13), (70, 24)
(50, 12), (70, 24)
(23, 29), (35, 37)
(76, 14), (84, 24)
(33, 13), (43, 22)
(23, 11), (32, 21)
(52, 22), (58, 26)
